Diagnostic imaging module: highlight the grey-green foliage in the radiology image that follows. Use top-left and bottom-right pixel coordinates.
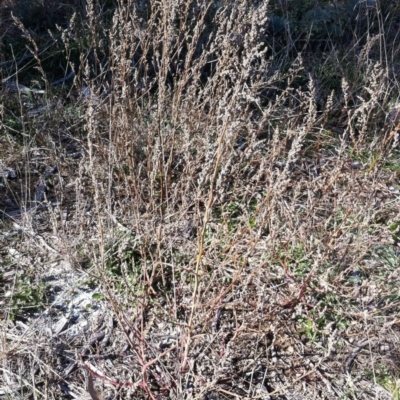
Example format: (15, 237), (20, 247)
(300, 4), (343, 38)
(9, 278), (48, 320)
(266, 0), (400, 50)
(267, 14), (290, 36)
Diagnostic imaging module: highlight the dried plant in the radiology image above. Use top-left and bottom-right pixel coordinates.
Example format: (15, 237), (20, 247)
(1, 0), (400, 399)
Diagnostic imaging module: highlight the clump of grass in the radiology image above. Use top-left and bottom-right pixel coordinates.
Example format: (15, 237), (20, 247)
(1, 0), (400, 399)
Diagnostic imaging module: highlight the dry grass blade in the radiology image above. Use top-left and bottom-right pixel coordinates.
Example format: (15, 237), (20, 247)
(87, 374), (104, 400)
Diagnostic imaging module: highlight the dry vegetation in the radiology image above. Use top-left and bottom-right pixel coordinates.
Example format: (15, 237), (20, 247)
(1, 0), (400, 398)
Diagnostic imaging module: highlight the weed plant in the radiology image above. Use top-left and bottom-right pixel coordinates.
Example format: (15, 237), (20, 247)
(1, 0), (400, 399)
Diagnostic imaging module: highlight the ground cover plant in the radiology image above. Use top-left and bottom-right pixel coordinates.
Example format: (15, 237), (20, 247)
(1, 0), (400, 398)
